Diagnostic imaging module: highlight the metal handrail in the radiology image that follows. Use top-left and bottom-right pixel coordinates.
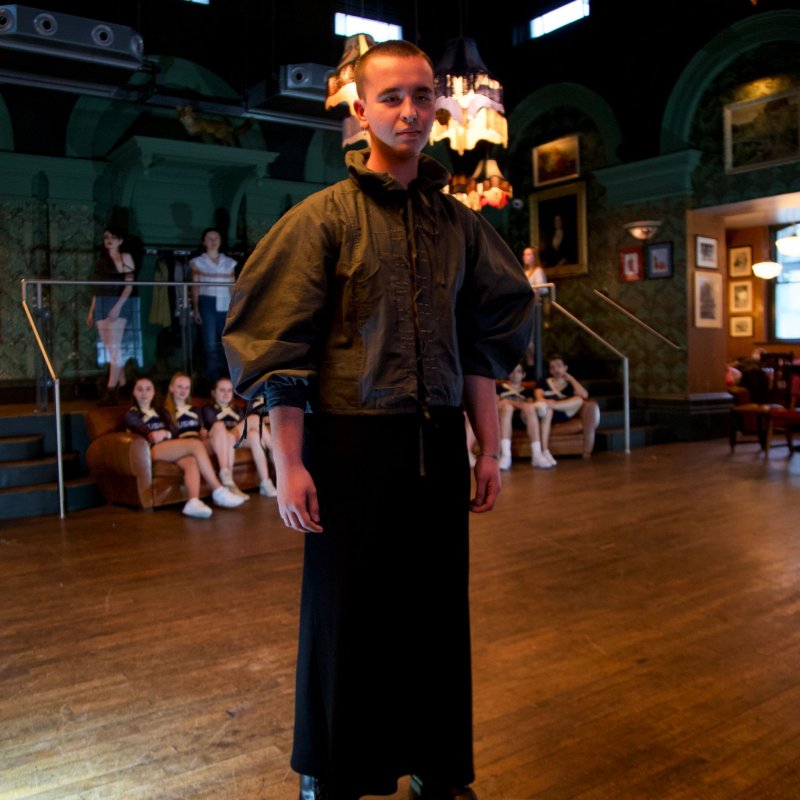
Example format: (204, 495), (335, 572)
(19, 277), (235, 518)
(20, 286), (65, 518)
(532, 282), (631, 453)
(592, 289), (685, 351)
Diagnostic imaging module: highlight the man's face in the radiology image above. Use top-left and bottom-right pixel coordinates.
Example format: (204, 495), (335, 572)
(354, 54), (435, 164)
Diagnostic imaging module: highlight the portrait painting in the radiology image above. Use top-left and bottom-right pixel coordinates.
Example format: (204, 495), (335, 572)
(530, 181), (588, 278)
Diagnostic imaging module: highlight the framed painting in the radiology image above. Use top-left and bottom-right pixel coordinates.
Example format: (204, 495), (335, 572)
(730, 316), (754, 338)
(645, 242), (673, 279)
(724, 89), (800, 174)
(533, 134), (580, 188)
(694, 271), (723, 329)
(729, 280), (753, 314)
(619, 245), (644, 282)
(728, 245), (752, 278)
(529, 181), (588, 278)
(696, 235), (718, 269)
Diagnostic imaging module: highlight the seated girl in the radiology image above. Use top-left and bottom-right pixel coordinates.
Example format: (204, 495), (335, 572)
(124, 376), (246, 518)
(201, 378), (277, 499)
(538, 355), (589, 423)
(497, 363), (555, 470)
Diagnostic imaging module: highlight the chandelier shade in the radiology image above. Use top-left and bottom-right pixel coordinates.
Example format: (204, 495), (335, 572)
(325, 32), (376, 147)
(429, 37), (508, 155)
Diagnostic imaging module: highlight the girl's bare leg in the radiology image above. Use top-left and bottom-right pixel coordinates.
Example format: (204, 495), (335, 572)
(176, 455), (200, 499)
(498, 401), (515, 440)
(521, 405), (542, 444)
(106, 317), (128, 388)
(245, 424), (271, 484)
(208, 422), (233, 472)
(151, 439), (222, 489)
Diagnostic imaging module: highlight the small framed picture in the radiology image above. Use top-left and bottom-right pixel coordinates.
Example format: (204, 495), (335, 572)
(728, 245), (752, 277)
(730, 316), (754, 338)
(619, 246), (644, 282)
(645, 242), (673, 279)
(694, 271), (723, 328)
(533, 135), (580, 188)
(729, 280), (753, 313)
(696, 235), (718, 268)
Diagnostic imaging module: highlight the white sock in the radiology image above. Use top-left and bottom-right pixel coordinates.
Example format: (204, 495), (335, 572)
(501, 438), (512, 456)
(532, 441), (543, 456)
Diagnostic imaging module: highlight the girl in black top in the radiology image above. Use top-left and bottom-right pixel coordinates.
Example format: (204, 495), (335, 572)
(202, 377), (277, 498)
(125, 376), (246, 518)
(86, 226), (136, 405)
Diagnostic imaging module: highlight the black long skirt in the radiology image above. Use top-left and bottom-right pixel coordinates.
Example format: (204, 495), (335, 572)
(290, 409), (474, 800)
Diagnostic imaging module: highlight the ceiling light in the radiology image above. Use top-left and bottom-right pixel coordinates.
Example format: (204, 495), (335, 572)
(752, 260), (782, 279)
(775, 229), (800, 257)
(624, 220), (661, 240)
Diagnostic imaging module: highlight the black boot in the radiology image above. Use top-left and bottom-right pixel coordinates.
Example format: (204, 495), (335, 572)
(299, 774), (329, 800)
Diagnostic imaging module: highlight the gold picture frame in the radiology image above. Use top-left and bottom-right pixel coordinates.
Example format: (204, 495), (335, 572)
(529, 181), (588, 278)
(533, 134), (580, 188)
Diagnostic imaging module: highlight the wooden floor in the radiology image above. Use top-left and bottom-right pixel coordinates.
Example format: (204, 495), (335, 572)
(2, 439), (800, 800)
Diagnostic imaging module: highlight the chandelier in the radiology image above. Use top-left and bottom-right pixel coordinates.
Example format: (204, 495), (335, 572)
(429, 37), (508, 156)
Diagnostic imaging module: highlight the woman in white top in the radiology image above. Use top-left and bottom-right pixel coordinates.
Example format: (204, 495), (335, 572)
(191, 227), (238, 384)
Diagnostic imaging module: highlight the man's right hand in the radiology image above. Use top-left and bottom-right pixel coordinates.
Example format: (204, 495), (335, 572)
(277, 464), (323, 533)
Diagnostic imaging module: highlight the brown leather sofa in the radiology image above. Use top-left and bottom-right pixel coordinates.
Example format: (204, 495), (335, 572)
(507, 390), (601, 459)
(85, 404), (260, 510)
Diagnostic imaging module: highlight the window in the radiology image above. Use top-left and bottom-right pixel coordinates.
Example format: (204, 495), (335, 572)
(334, 12), (402, 42)
(774, 226), (800, 340)
(530, 1), (590, 39)
(183, 0), (210, 5)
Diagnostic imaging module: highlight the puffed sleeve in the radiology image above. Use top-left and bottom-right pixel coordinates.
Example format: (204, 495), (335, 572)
(223, 192), (339, 410)
(123, 408), (150, 439)
(456, 209), (535, 379)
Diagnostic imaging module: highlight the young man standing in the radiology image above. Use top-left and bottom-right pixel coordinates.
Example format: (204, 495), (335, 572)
(224, 40), (533, 800)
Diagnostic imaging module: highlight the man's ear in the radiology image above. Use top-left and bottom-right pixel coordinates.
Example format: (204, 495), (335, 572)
(353, 98), (367, 127)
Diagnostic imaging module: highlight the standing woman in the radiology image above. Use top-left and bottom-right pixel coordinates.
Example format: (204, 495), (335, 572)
(191, 227), (238, 386)
(87, 226), (136, 405)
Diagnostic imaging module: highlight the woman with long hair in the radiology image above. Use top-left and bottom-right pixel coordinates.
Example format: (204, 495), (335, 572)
(124, 376), (246, 518)
(87, 226), (136, 405)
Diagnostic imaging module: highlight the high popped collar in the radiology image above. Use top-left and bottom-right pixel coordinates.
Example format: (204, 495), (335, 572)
(345, 148), (450, 198)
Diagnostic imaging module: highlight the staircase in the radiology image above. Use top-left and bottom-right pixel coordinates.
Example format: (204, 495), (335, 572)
(588, 381), (674, 451)
(0, 410), (103, 522)
(575, 366), (675, 452)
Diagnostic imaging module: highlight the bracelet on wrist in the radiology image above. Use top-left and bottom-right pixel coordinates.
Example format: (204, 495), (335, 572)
(477, 452), (500, 461)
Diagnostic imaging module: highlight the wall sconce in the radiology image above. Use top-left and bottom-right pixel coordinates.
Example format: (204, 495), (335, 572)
(775, 225), (800, 257)
(752, 260), (782, 279)
(624, 220), (662, 240)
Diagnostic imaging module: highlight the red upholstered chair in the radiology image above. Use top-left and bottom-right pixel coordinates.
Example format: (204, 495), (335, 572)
(764, 371), (800, 458)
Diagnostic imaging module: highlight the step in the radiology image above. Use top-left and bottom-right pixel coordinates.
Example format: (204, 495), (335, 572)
(598, 408), (650, 428)
(595, 424), (674, 452)
(0, 478), (104, 521)
(0, 452), (80, 489)
(0, 434), (44, 463)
